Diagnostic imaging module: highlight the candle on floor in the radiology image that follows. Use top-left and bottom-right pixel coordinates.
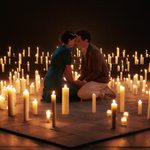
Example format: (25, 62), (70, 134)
(32, 98), (38, 115)
(120, 85), (125, 112)
(106, 109), (112, 117)
(0, 95), (5, 109)
(62, 84), (69, 115)
(46, 110), (51, 123)
(23, 89), (29, 121)
(123, 112), (129, 119)
(138, 100), (142, 115)
(147, 90), (150, 119)
(121, 116), (127, 126)
(51, 91), (56, 128)
(111, 100), (117, 129)
(92, 93), (96, 113)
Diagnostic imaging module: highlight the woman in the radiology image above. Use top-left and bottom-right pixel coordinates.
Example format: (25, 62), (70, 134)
(42, 31), (80, 102)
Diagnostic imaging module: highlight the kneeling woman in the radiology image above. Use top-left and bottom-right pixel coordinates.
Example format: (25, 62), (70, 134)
(42, 31), (80, 102)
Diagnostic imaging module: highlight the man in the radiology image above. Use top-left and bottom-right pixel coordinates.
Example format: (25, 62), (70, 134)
(75, 30), (116, 100)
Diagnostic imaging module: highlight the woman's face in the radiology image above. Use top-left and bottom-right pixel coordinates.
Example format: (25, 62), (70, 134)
(68, 38), (76, 48)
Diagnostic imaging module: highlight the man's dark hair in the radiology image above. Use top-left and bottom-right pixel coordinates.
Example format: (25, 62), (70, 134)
(76, 30), (91, 43)
(60, 30), (76, 44)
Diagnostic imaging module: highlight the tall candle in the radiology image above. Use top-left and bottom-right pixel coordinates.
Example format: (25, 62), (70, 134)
(62, 84), (69, 115)
(111, 100), (117, 129)
(92, 93), (96, 113)
(51, 91), (56, 128)
(0, 95), (5, 109)
(147, 90), (150, 119)
(23, 89), (29, 121)
(138, 100), (142, 115)
(32, 98), (38, 115)
(120, 85), (125, 112)
(46, 110), (51, 123)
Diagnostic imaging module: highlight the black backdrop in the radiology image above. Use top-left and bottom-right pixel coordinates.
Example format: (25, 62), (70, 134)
(0, 0), (150, 54)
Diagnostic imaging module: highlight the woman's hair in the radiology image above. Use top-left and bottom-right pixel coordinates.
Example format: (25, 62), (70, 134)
(60, 30), (76, 44)
(76, 30), (91, 43)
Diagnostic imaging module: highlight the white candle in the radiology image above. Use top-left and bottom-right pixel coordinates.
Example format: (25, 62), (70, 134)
(138, 100), (142, 115)
(1, 63), (5, 72)
(147, 90), (150, 119)
(121, 116), (127, 126)
(7, 86), (16, 116)
(106, 109), (112, 117)
(0, 95), (5, 109)
(32, 98), (38, 115)
(144, 69), (147, 82)
(111, 100), (117, 129)
(123, 112), (129, 119)
(46, 110), (51, 123)
(27, 61), (30, 72)
(23, 89), (29, 121)
(29, 82), (35, 94)
(120, 85), (125, 112)
(92, 93), (96, 113)
(28, 47), (30, 57)
(51, 91), (56, 128)
(62, 84), (69, 115)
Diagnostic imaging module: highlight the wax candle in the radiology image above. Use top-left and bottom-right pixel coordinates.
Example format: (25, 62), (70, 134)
(1, 63), (5, 72)
(32, 98), (38, 115)
(144, 69), (147, 82)
(92, 93), (96, 113)
(123, 112), (129, 119)
(51, 91), (56, 128)
(138, 100), (142, 115)
(0, 95), (5, 109)
(147, 90), (150, 119)
(121, 117), (127, 126)
(7, 86), (16, 116)
(46, 110), (51, 123)
(23, 89), (29, 121)
(29, 82), (35, 94)
(120, 85), (125, 112)
(111, 100), (117, 129)
(62, 84), (69, 115)
(28, 47), (30, 57)
(106, 109), (112, 117)
(27, 61), (30, 72)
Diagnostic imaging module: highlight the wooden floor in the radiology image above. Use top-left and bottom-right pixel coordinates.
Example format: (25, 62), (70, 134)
(0, 80), (150, 149)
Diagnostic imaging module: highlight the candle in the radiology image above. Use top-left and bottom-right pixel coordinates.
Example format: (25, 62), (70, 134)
(106, 109), (112, 117)
(28, 47), (30, 57)
(23, 89), (29, 121)
(121, 116), (127, 126)
(111, 100), (117, 129)
(62, 84), (69, 115)
(7, 86), (16, 117)
(0, 95), (5, 109)
(147, 90), (150, 119)
(92, 93), (96, 113)
(123, 112), (129, 119)
(46, 110), (51, 123)
(32, 99), (38, 115)
(29, 82), (35, 94)
(27, 61), (30, 72)
(120, 85), (125, 112)
(1, 63), (5, 72)
(138, 100), (142, 115)
(144, 69), (147, 82)
(51, 91), (56, 128)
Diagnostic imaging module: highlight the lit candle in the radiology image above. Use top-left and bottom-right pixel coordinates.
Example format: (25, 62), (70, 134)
(120, 85), (125, 112)
(121, 116), (127, 126)
(106, 109), (112, 117)
(147, 90), (150, 119)
(29, 82), (35, 94)
(138, 100), (142, 115)
(27, 61), (30, 72)
(123, 112), (129, 119)
(32, 98), (38, 115)
(7, 86), (16, 117)
(111, 100), (117, 129)
(92, 93), (96, 113)
(51, 91), (56, 128)
(28, 47), (30, 57)
(1, 63), (5, 72)
(46, 110), (51, 123)
(0, 95), (5, 109)
(62, 84), (69, 115)
(23, 89), (29, 121)
(144, 69), (147, 82)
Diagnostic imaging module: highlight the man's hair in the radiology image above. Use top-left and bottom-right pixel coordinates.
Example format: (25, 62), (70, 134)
(76, 30), (91, 43)
(60, 30), (76, 44)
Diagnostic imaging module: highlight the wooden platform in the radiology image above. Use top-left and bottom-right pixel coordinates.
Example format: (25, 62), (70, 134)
(0, 84), (150, 149)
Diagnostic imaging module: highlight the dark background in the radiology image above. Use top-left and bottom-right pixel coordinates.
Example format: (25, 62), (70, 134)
(0, 0), (150, 54)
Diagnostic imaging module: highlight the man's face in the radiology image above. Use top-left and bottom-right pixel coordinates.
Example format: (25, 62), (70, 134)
(75, 36), (84, 49)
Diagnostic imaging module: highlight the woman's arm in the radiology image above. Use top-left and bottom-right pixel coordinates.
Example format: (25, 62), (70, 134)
(64, 65), (74, 82)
